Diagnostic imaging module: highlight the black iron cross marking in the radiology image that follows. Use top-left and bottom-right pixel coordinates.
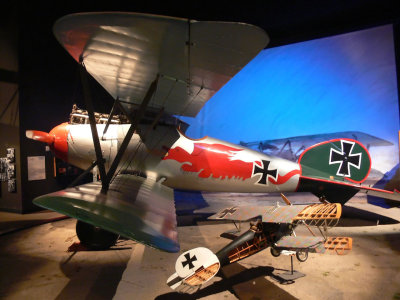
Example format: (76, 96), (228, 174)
(182, 253), (197, 269)
(253, 160), (278, 185)
(329, 140), (361, 177)
(218, 207), (237, 218)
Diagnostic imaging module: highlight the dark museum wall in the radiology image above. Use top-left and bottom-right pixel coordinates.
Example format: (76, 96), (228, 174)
(1, 1), (400, 212)
(0, 3), (22, 212)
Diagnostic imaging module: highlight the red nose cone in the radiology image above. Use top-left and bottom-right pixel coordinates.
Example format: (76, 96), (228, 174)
(49, 122), (69, 162)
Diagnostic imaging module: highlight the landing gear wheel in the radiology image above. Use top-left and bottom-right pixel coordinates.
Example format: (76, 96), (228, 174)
(270, 247), (281, 257)
(296, 249), (308, 262)
(76, 220), (119, 250)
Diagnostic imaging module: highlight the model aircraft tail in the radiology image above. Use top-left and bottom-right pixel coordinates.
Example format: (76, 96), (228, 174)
(167, 247), (220, 293)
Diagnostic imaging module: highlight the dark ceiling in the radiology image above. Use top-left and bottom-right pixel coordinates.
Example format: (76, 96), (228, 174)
(15, 0), (400, 47)
(9, 0), (400, 127)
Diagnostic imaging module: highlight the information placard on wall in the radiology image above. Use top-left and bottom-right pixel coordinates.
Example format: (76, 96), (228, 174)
(27, 156), (46, 181)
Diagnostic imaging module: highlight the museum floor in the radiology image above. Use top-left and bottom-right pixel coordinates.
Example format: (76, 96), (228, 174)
(0, 201), (400, 300)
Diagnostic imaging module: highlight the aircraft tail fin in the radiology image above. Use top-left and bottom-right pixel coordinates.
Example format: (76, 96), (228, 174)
(298, 138), (372, 184)
(297, 139), (372, 204)
(167, 247), (220, 293)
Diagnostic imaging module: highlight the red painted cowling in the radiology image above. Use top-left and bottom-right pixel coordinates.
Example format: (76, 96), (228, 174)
(49, 122), (69, 162)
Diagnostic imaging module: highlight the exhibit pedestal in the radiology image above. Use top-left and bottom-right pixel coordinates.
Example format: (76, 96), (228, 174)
(275, 256), (305, 283)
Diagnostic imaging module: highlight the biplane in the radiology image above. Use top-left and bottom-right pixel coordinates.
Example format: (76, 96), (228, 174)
(167, 194), (352, 292)
(26, 12), (400, 253)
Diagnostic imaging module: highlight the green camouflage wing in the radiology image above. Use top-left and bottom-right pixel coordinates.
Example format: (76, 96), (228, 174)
(33, 174), (179, 252)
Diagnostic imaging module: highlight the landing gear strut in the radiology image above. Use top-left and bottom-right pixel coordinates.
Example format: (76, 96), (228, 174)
(76, 220), (119, 250)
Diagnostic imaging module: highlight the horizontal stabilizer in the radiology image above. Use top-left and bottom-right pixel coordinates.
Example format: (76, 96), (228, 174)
(360, 187), (400, 202)
(33, 174), (179, 252)
(167, 247), (220, 293)
(298, 176), (400, 205)
(275, 236), (352, 255)
(324, 237), (352, 255)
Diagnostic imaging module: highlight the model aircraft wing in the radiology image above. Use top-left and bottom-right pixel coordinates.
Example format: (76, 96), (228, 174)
(208, 206), (265, 221)
(275, 236), (324, 249)
(209, 202), (344, 224)
(54, 12), (269, 117)
(208, 205), (309, 223)
(33, 174), (179, 252)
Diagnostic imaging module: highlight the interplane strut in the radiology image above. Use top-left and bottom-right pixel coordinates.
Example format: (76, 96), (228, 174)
(79, 58), (160, 193)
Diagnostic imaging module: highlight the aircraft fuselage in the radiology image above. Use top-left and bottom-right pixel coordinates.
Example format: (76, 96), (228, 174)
(56, 123), (301, 193)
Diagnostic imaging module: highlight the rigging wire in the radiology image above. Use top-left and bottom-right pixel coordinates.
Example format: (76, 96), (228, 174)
(187, 18), (192, 88)
(177, 84), (204, 117)
(109, 119), (176, 191)
(176, 18), (207, 118)
(160, 76), (178, 108)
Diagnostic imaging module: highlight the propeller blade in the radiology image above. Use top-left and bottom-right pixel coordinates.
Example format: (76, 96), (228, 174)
(26, 130), (54, 144)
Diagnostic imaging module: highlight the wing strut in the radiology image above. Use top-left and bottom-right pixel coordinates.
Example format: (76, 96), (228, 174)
(79, 59), (107, 186)
(79, 54), (160, 194)
(101, 75), (160, 193)
(68, 160), (99, 188)
(102, 99), (119, 137)
(114, 99), (134, 123)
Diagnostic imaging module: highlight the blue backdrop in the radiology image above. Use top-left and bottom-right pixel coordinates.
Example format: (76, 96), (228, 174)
(181, 25), (399, 148)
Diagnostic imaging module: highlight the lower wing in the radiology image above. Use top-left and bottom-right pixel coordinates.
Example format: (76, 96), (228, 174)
(33, 174), (179, 252)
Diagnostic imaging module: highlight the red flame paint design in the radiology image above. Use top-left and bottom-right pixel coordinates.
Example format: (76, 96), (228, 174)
(164, 143), (253, 180)
(268, 169), (301, 185)
(164, 143), (300, 184)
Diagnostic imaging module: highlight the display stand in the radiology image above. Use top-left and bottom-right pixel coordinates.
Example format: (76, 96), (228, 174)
(275, 255), (305, 283)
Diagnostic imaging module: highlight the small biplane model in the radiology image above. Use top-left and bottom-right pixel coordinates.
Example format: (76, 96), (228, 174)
(27, 12), (400, 254)
(167, 194), (352, 292)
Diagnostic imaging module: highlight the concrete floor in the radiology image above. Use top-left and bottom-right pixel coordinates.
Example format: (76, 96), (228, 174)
(0, 210), (66, 235)
(1, 202), (400, 300)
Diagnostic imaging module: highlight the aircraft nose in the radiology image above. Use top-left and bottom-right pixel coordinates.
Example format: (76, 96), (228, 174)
(49, 122), (69, 161)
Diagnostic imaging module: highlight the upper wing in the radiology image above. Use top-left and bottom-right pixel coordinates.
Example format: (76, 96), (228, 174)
(208, 205), (309, 223)
(33, 174), (179, 252)
(54, 12), (269, 117)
